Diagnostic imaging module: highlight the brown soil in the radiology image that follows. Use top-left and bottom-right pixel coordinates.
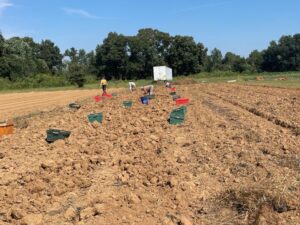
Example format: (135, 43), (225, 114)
(0, 89), (110, 120)
(0, 84), (299, 225)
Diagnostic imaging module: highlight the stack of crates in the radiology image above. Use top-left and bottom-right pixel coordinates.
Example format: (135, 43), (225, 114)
(169, 106), (187, 125)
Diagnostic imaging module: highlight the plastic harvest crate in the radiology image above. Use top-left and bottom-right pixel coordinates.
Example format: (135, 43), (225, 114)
(0, 123), (14, 136)
(46, 129), (71, 143)
(102, 93), (112, 98)
(88, 113), (103, 123)
(141, 96), (149, 105)
(170, 106), (187, 118)
(176, 98), (189, 105)
(94, 95), (101, 102)
(169, 106), (187, 125)
(69, 103), (81, 109)
(123, 101), (133, 108)
(169, 117), (185, 125)
(170, 92), (176, 96)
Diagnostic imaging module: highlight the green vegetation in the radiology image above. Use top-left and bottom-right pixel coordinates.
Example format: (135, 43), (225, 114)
(182, 71), (300, 89)
(0, 29), (299, 90)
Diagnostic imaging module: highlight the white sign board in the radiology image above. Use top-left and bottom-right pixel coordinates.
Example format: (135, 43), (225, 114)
(153, 66), (173, 81)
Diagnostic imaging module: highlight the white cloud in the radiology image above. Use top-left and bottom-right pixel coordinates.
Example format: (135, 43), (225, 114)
(0, 0), (13, 15)
(62, 8), (101, 19)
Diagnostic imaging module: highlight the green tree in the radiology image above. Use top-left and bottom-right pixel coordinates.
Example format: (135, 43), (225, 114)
(247, 50), (263, 72)
(38, 40), (63, 73)
(197, 43), (208, 72)
(95, 32), (129, 80)
(68, 63), (85, 87)
(64, 47), (78, 63)
(136, 29), (171, 77)
(205, 48), (223, 72)
(0, 33), (5, 57)
(167, 35), (200, 75)
(262, 34), (300, 71)
(223, 52), (248, 72)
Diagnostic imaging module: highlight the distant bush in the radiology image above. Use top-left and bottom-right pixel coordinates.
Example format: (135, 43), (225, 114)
(0, 74), (71, 90)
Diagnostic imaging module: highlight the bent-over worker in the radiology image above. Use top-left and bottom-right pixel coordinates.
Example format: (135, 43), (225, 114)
(141, 85), (154, 95)
(129, 82), (136, 92)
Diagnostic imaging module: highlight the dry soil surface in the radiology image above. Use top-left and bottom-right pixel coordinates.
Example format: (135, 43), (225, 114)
(0, 89), (106, 120)
(0, 84), (299, 225)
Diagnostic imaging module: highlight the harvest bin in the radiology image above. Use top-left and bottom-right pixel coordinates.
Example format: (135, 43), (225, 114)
(169, 87), (176, 92)
(94, 95), (101, 102)
(69, 103), (81, 109)
(170, 106), (187, 117)
(123, 101), (133, 108)
(0, 123), (14, 136)
(169, 106), (187, 125)
(102, 93), (112, 98)
(141, 96), (149, 105)
(88, 113), (103, 123)
(46, 129), (71, 143)
(176, 98), (189, 105)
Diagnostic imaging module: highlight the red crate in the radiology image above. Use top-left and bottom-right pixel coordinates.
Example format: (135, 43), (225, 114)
(94, 95), (102, 102)
(169, 87), (176, 92)
(102, 93), (112, 98)
(176, 98), (189, 105)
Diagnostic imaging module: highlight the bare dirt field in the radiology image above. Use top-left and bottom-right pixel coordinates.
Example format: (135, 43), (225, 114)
(0, 84), (299, 225)
(0, 89), (105, 120)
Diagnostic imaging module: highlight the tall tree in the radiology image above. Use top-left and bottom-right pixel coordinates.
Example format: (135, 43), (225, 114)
(205, 48), (223, 72)
(136, 28), (171, 77)
(262, 34), (300, 71)
(38, 40), (63, 73)
(247, 50), (263, 72)
(167, 35), (200, 75)
(95, 32), (129, 80)
(223, 52), (248, 72)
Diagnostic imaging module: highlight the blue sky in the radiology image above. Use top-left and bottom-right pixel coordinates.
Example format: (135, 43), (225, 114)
(0, 0), (299, 56)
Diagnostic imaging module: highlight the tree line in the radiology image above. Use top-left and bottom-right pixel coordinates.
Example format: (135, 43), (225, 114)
(0, 29), (299, 86)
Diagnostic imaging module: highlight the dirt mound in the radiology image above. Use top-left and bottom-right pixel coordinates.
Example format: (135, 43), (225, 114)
(0, 85), (299, 225)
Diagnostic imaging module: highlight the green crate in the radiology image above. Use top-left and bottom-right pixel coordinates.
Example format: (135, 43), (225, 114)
(169, 116), (185, 125)
(170, 92), (176, 96)
(170, 106), (187, 118)
(169, 106), (187, 125)
(46, 129), (71, 143)
(123, 101), (133, 108)
(88, 113), (103, 123)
